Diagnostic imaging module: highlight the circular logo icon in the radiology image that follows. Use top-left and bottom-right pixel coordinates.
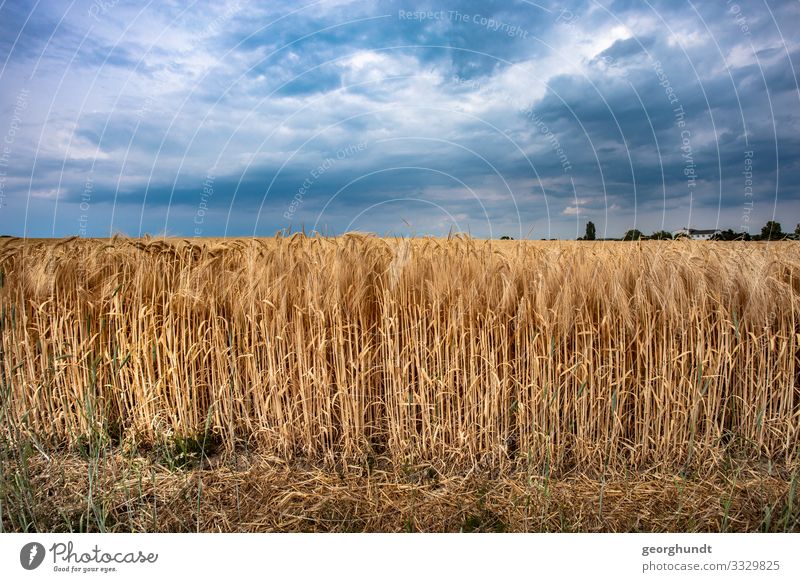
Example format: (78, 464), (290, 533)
(20, 542), (46, 570)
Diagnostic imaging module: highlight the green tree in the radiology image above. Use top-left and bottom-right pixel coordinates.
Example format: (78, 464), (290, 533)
(623, 229), (644, 241)
(761, 220), (784, 240)
(711, 229), (736, 241)
(794, 223), (800, 238)
(584, 221), (596, 241)
(650, 230), (673, 240)
(499, 235), (513, 240)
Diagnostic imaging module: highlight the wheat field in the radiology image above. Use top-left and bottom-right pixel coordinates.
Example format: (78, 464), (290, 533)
(1, 235), (799, 531)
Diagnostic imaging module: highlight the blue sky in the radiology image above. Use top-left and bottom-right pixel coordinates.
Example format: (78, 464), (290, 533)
(0, 0), (798, 238)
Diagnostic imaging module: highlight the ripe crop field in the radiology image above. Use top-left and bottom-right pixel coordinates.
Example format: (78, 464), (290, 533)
(1, 235), (799, 532)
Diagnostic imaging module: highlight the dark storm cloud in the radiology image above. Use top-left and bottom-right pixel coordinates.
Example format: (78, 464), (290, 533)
(0, 0), (797, 238)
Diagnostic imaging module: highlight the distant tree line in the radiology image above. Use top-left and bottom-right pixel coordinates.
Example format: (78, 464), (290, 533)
(499, 221), (800, 241)
(573, 220), (799, 241)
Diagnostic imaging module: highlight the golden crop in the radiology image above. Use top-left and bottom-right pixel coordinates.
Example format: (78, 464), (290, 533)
(2, 235), (799, 474)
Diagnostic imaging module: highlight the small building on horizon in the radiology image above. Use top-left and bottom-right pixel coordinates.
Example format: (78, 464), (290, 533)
(672, 227), (722, 240)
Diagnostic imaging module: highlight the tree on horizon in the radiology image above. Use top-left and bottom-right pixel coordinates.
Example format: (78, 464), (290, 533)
(623, 229), (644, 241)
(650, 230), (673, 240)
(761, 220), (784, 240)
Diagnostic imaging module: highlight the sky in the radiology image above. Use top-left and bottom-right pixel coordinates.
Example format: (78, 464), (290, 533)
(0, 0), (798, 239)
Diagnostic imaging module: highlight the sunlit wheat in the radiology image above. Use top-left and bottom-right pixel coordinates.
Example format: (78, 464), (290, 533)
(1, 235), (798, 473)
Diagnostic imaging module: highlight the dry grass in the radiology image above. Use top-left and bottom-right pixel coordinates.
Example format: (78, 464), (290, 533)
(3, 451), (797, 532)
(1, 235), (799, 531)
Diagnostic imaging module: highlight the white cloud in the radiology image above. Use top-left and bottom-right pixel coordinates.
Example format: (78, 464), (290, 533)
(29, 188), (61, 200)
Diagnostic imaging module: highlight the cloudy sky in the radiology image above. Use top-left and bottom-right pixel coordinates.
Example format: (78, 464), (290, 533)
(0, 0), (798, 238)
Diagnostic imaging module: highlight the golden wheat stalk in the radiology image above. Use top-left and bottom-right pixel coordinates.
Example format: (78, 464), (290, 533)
(1, 236), (798, 472)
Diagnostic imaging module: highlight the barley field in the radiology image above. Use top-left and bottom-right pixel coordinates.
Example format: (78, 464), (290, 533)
(1, 235), (798, 532)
